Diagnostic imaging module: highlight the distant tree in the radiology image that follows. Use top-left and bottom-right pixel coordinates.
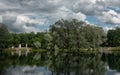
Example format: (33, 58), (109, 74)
(28, 32), (36, 47)
(19, 33), (29, 46)
(11, 32), (45, 48)
(0, 23), (12, 49)
(36, 32), (46, 48)
(107, 27), (120, 47)
(12, 33), (21, 46)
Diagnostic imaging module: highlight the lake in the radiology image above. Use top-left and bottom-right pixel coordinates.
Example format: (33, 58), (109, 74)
(0, 50), (120, 75)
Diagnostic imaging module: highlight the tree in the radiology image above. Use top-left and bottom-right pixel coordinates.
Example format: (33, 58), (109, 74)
(0, 23), (12, 49)
(43, 33), (53, 49)
(19, 33), (29, 46)
(107, 27), (120, 47)
(49, 19), (106, 50)
(12, 33), (21, 46)
(81, 25), (106, 48)
(33, 41), (41, 49)
(50, 19), (86, 50)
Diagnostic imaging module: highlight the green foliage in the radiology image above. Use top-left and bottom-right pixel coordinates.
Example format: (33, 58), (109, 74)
(11, 33), (21, 46)
(0, 19), (106, 50)
(107, 27), (120, 47)
(0, 50), (106, 75)
(43, 33), (53, 49)
(11, 32), (46, 47)
(0, 23), (12, 49)
(33, 41), (41, 49)
(50, 19), (106, 50)
(81, 25), (106, 48)
(50, 19), (84, 50)
(19, 33), (29, 46)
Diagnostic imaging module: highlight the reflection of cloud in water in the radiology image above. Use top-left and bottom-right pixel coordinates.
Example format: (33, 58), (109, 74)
(105, 65), (120, 75)
(6, 65), (51, 75)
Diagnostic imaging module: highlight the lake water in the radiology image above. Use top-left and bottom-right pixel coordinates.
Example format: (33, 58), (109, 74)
(1, 50), (120, 75)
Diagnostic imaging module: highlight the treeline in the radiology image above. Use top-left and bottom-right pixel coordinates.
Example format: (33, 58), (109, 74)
(0, 23), (45, 49)
(10, 32), (45, 47)
(0, 19), (119, 50)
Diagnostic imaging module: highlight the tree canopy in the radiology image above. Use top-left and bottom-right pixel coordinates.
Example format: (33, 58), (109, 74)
(0, 23), (12, 49)
(81, 25), (106, 48)
(107, 27), (120, 47)
(49, 19), (106, 50)
(0, 19), (107, 50)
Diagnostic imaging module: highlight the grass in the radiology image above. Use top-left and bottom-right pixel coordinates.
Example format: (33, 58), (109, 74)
(20, 48), (27, 52)
(5, 46), (120, 55)
(108, 46), (120, 51)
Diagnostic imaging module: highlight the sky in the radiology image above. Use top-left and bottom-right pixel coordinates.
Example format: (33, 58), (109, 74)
(0, 0), (120, 33)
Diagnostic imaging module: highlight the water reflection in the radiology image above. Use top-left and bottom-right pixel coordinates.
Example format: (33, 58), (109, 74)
(102, 52), (120, 75)
(46, 52), (106, 75)
(1, 50), (120, 75)
(6, 66), (51, 75)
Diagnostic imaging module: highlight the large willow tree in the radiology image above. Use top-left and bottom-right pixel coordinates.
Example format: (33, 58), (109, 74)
(49, 19), (106, 50)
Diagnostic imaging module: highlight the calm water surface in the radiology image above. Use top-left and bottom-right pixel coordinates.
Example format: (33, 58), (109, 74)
(0, 50), (120, 75)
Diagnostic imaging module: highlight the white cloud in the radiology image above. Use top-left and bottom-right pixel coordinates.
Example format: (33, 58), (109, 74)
(53, 6), (86, 21)
(71, 0), (105, 15)
(11, 15), (48, 32)
(104, 0), (120, 9)
(0, 16), (2, 23)
(103, 26), (114, 32)
(17, 15), (45, 24)
(0, 0), (120, 32)
(6, 66), (51, 75)
(98, 10), (120, 24)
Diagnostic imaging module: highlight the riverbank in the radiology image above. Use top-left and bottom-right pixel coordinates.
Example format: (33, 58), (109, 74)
(3, 46), (120, 56)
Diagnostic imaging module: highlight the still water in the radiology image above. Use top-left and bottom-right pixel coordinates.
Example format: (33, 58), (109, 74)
(0, 50), (120, 75)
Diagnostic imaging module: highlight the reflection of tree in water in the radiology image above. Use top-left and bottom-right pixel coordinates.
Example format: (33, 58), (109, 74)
(46, 19), (106, 75)
(0, 51), (44, 75)
(47, 51), (106, 75)
(102, 52), (120, 72)
(0, 50), (106, 75)
(0, 50), (11, 75)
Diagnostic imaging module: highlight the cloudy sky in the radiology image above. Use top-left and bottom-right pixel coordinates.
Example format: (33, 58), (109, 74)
(0, 0), (120, 33)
